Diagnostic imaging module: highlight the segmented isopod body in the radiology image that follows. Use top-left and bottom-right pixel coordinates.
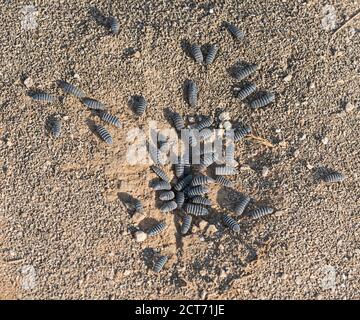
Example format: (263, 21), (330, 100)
(30, 92), (55, 103)
(191, 196), (211, 206)
(190, 175), (214, 187)
(151, 180), (172, 191)
(187, 185), (209, 197)
(215, 166), (238, 176)
(153, 256), (168, 273)
(184, 203), (209, 216)
(134, 199), (144, 213)
(174, 174), (193, 191)
(234, 127), (251, 142)
(174, 163), (185, 178)
(171, 112), (185, 131)
(249, 207), (274, 219)
(215, 176), (234, 188)
(187, 80), (198, 107)
(51, 118), (61, 138)
(159, 191), (175, 201)
(160, 200), (178, 213)
(132, 96), (147, 115)
(234, 64), (257, 81)
(190, 44), (203, 64)
(98, 112), (121, 128)
(147, 221), (167, 236)
(96, 125), (113, 144)
(57, 80), (85, 98)
(198, 153), (214, 171)
(151, 165), (170, 183)
(196, 117), (213, 131)
(82, 98), (106, 110)
(205, 44), (218, 65)
(223, 215), (240, 232)
(175, 191), (185, 209)
(181, 215), (192, 235)
(234, 196), (250, 216)
(225, 22), (244, 40)
(199, 128), (213, 141)
(323, 172), (345, 183)
(107, 16), (119, 34)
(237, 83), (256, 100)
(225, 143), (235, 165)
(250, 92), (275, 108)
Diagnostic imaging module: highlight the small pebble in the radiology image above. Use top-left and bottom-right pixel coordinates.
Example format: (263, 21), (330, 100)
(321, 137), (329, 145)
(223, 121), (232, 130)
(134, 231), (147, 242)
(23, 77), (33, 88)
(219, 111), (230, 122)
(283, 74), (292, 82)
(134, 51), (141, 59)
(205, 224), (218, 236)
(199, 220), (208, 231)
(261, 166), (270, 177)
(344, 102), (356, 113)
(293, 150), (300, 157)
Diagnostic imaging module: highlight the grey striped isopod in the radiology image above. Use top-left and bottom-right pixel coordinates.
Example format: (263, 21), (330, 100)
(198, 153), (214, 171)
(98, 111), (121, 128)
(191, 196), (211, 206)
(323, 172), (345, 183)
(132, 95), (147, 116)
(234, 127), (251, 142)
(225, 143), (235, 165)
(96, 125), (113, 144)
(107, 16), (119, 34)
(187, 80), (198, 107)
(151, 165), (170, 183)
(205, 44), (218, 65)
(248, 207), (274, 219)
(184, 203), (209, 216)
(215, 166), (238, 176)
(199, 128), (214, 141)
(174, 174), (193, 191)
(234, 64), (258, 81)
(147, 221), (167, 236)
(153, 256), (168, 273)
(82, 98), (106, 110)
(160, 200), (178, 213)
(195, 117), (213, 131)
(175, 191), (185, 209)
(30, 92), (55, 103)
(159, 191), (175, 201)
(250, 92), (275, 108)
(215, 176), (234, 188)
(181, 215), (192, 235)
(225, 22), (244, 40)
(134, 199), (144, 213)
(171, 112), (185, 131)
(174, 163), (185, 178)
(234, 196), (250, 216)
(57, 80), (85, 98)
(223, 215), (240, 232)
(190, 175), (214, 187)
(190, 44), (204, 64)
(237, 83), (257, 100)
(187, 185), (209, 197)
(151, 180), (172, 191)
(50, 118), (61, 138)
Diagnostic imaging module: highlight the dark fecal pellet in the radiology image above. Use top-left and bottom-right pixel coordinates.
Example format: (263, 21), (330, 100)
(132, 96), (147, 116)
(190, 175), (214, 187)
(215, 166), (238, 176)
(250, 92), (275, 108)
(181, 215), (192, 235)
(195, 117), (213, 131)
(174, 163), (184, 178)
(99, 112), (121, 128)
(237, 83), (257, 100)
(234, 64), (258, 81)
(234, 127), (251, 142)
(234, 196), (250, 216)
(57, 80), (85, 98)
(159, 191), (175, 201)
(190, 44), (203, 64)
(160, 200), (178, 213)
(184, 203), (209, 216)
(82, 98), (106, 110)
(223, 215), (240, 232)
(225, 22), (244, 40)
(175, 191), (185, 209)
(191, 196), (211, 206)
(249, 207), (274, 219)
(151, 165), (170, 183)
(51, 118), (61, 138)
(151, 180), (172, 191)
(174, 174), (193, 191)
(187, 80), (198, 107)
(96, 125), (113, 144)
(171, 112), (185, 131)
(30, 92), (55, 103)
(153, 256), (168, 273)
(205, 44), (218, 65)
(107, 16), (119, 34)
(147, 221), (167, 236)
(323, 172), (345, 183)
(187, 185), (209, 197)
(215, 176), (234, 188)
(134, 199), (144, 213)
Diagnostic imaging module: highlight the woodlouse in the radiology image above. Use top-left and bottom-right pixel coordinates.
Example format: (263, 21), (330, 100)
(190, 44), (204, 64)
(57, 80), (85, 98)
(250, 92), (275, 108)
(132, 96), (147, 116)
(323, 172), (345, 183)
(187, 185), (209, 197)
(175, 191), (185, 209)
(171, 112), (185, 131)
(134, 199), (144, 213)
(234, 196), (250, 216)
(151, 165), (170, 183)
(181, 215), (192, 235)
(99, 112), (121, 128)
(205, 44), (218, 65)
(195, 117), (213, 131)
(191, 196), (211, 206)
(187, 80), (198, 107)
(30, 92), (56, 103)
(234, 64), (258, 81)
(174, 174), (193, 191)
(174, 163), (185, 178)
(154, 256), (168, 273)
(234, 127), (251, 142)
(147, 221), (167, 236)
(236, 83), (257, 100)
(215, 176), (234, 188)
(248, 207), (274, 219)
(223, 215), (240, 232)
(82, 98), (106, 110)
(190, 175), (214, 187)
(184, 203), (209, 216)
(159, 191), (175, 201)
(96, 125), (113, 144)
(107, 16), (119, 34)
(151, 180), (172, 191)
(160, 200), (178, 213)
(215, 166), (238, 176)
(225, 22), (244, 40)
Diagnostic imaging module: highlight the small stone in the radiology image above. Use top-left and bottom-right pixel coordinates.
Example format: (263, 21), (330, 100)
(299, 134), (307, 141)
(306, 163), (314, 170)
(200, 290), (207, 300)
(188, 116), (196, 124)
(275, 128), (281, 133)
(293, 150), (300, 157)
(73, 73), (81, 80)
(283, 74), (292, 82)
(278, 141), (287, 148)
(321, 137), (329, 145)
(200, 270), (207, 276)
(261, 166), (270, 177)
(309, 82), (315, 89)
(134, 231), (147, 243)
(240, 164), (252, 171)
(131, 212), (145, 224)
(199, 220), (208, 231)
(219, 269), (227, 278)
(205, 224), (218, 236)
(123, 270), (131, 276)
(344, 102), (355, 113)
(23, 77), (33, 88)
(218, 111), (230, 122)
(209, 8), (214, 14)
(218, 244), (224, 252)
(133, 51), (141, 59)
(223, 121), (232, 130)
(63, 115), (69, 121)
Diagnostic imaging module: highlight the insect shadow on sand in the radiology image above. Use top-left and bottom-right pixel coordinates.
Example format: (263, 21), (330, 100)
(45, 114), (60, 136)
(180, 39), (193, 60)
(89, 6), (108, 28)
(141, 247), (156, 269)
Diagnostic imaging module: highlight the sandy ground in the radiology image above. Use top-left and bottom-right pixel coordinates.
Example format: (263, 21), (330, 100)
(0, 0), (359, 300)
